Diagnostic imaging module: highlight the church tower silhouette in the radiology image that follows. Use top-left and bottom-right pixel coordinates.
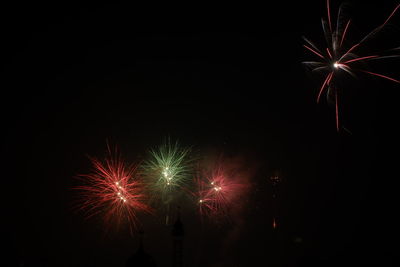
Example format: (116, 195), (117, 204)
(171, 206), (184, 267)
(126, 231), (157, 267)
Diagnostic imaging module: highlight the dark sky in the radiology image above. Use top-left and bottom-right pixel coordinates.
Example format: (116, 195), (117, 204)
(1, 1), (399, 266)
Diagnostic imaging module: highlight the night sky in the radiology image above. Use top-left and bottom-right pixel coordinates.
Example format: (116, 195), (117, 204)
(2, 1), (399, 266)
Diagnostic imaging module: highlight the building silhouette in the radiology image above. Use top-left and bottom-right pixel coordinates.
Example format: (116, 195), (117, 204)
(171, 207), (184, 267)
(126, 231), (157, 267)
(125, 207), (187, 267)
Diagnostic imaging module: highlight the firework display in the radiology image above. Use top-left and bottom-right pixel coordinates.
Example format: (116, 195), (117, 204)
(194, 158), (249, 221)
(71, 1), (400, 238)
(74, 146), (151, 232)
(74, 141), (254, 228)
(303, 0), (400, 131)
(141, 139), (192, 224)
(142, 140), (192, 197)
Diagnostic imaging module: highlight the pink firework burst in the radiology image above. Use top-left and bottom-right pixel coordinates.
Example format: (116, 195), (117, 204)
(194, 158), (250, 221)
(74, 146), (151, 233)
(303, 0), (400, 131)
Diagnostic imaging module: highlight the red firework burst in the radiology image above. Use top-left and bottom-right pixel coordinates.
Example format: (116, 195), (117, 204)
(303, 0), (400, 131)
(74, 146), (151, 233)
(194, 158), (249, 221)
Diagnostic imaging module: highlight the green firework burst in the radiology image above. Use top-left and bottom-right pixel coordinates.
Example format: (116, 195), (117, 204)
(142, 140), (192, 199)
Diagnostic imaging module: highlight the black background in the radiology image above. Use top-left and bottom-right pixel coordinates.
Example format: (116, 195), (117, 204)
(1, 1), (399, 266)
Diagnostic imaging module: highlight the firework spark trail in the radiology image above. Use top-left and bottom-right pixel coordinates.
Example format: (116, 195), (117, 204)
(303, 1), (400, 131)
(342, 55), (379, 64)
(317, 72), (333, 103)
(74, 146), (151, 233)
(382, 4), (400, 28)
(360, 70), (400, 83)
(304, 45), (325, 59)
(327, 0), (333, 32)
(270, 174), (281, 230)
(142, 139), (192, 224)
(339, 20), (351, 48)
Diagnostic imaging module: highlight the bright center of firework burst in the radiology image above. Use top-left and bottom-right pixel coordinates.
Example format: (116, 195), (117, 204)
(163, 168), (170, 178)
(163, 167), (173, 185)
(333, 62), (340, 69)
(114, 181), (127, 202)
(210, 181), (222, 192)
(214, 186), (222, 192)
